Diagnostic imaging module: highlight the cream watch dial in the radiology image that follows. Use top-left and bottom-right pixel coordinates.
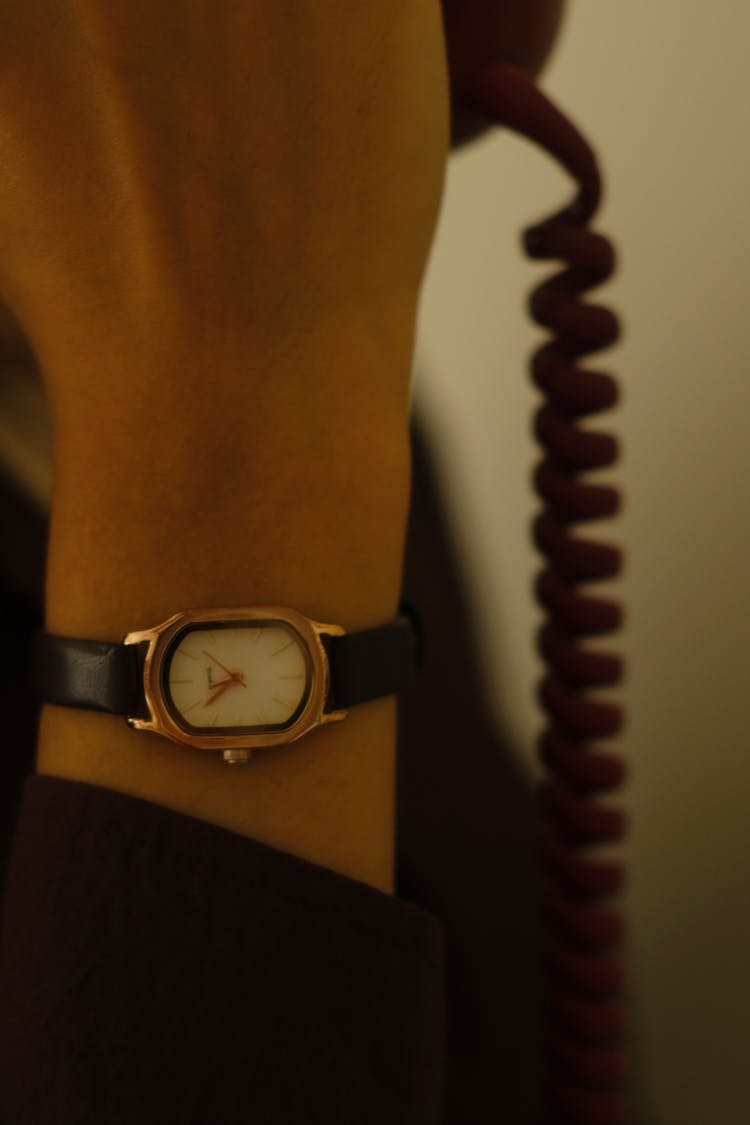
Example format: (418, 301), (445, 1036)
(163, 622), (312, 733)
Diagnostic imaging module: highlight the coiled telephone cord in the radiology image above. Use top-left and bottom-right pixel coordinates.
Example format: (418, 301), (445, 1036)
(468, 63), (627, 1125)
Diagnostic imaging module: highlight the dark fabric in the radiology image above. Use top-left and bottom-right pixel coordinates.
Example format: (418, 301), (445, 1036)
(0, 588), (41, 908)
(0, 774), (445, 1125)
(0, 471), (46, 905)
(0, 417), (542, 1124)
(32, 633), (142, 715)
(327, 612), (417, 711)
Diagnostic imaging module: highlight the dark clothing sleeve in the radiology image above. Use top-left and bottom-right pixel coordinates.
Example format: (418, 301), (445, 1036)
(0, 773), (446, 1125)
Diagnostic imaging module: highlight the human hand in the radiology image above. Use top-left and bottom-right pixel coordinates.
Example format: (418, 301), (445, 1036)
(442, 0), (568, 148)
(0, 0), (450, 400)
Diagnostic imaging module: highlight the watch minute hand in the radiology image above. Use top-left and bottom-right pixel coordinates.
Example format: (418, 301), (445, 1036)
(202, 649), (235, 678)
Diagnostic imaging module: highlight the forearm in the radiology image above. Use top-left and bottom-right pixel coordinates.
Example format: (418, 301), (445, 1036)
(36, 307), (417, 895)
(3, 0), (450, 895)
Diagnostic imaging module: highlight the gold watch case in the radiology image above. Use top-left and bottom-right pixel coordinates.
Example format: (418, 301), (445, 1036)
(122, 606), (348, 764)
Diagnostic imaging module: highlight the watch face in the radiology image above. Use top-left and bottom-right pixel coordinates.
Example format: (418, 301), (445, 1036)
(162, 621), (313, 735)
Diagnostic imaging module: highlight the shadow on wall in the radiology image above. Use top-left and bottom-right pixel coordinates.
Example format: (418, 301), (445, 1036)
(399, 418), (543, 1124)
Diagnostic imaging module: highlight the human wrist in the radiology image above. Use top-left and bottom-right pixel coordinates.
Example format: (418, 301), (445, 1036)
(35, 327), (414, 894)
(37, 445), (407, 894)
(43, 305), (415, 634)
(44, 433), (411, 642)
(38, 491), (407, 896)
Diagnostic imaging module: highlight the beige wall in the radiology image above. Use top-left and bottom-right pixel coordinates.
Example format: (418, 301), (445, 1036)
(414, 2), (750, 1121)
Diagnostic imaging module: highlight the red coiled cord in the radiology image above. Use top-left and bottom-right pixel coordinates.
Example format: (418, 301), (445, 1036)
(467, 63), (627, 1125)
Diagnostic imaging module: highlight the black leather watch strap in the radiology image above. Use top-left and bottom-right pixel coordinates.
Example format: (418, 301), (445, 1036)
(33, 606), (421, 718)
(324, 611), (418, 712)
(33, 634), (145, 717)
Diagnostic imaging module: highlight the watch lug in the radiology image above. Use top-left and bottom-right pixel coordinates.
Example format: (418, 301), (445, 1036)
(126, 716), (155, 732)
(311, 620), (346, 638)
(320, 708), (348, 726)
(123, 628), (158, 647)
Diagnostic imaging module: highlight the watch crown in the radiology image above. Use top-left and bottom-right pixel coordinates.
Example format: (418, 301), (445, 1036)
(223, 748), (253, 766)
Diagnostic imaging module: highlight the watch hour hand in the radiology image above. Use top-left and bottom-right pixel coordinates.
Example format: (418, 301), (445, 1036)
(205, 679), (236, 707)
(205, 671), (247, 707)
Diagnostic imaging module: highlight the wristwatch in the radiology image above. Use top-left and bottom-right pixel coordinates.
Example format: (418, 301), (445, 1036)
(34, 603), (421, 765)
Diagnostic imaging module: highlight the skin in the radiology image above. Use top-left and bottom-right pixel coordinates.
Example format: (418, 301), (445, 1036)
(0, 1), (565, 893)
(0, 0), (450, 895)
(0, 2), (567, 358)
